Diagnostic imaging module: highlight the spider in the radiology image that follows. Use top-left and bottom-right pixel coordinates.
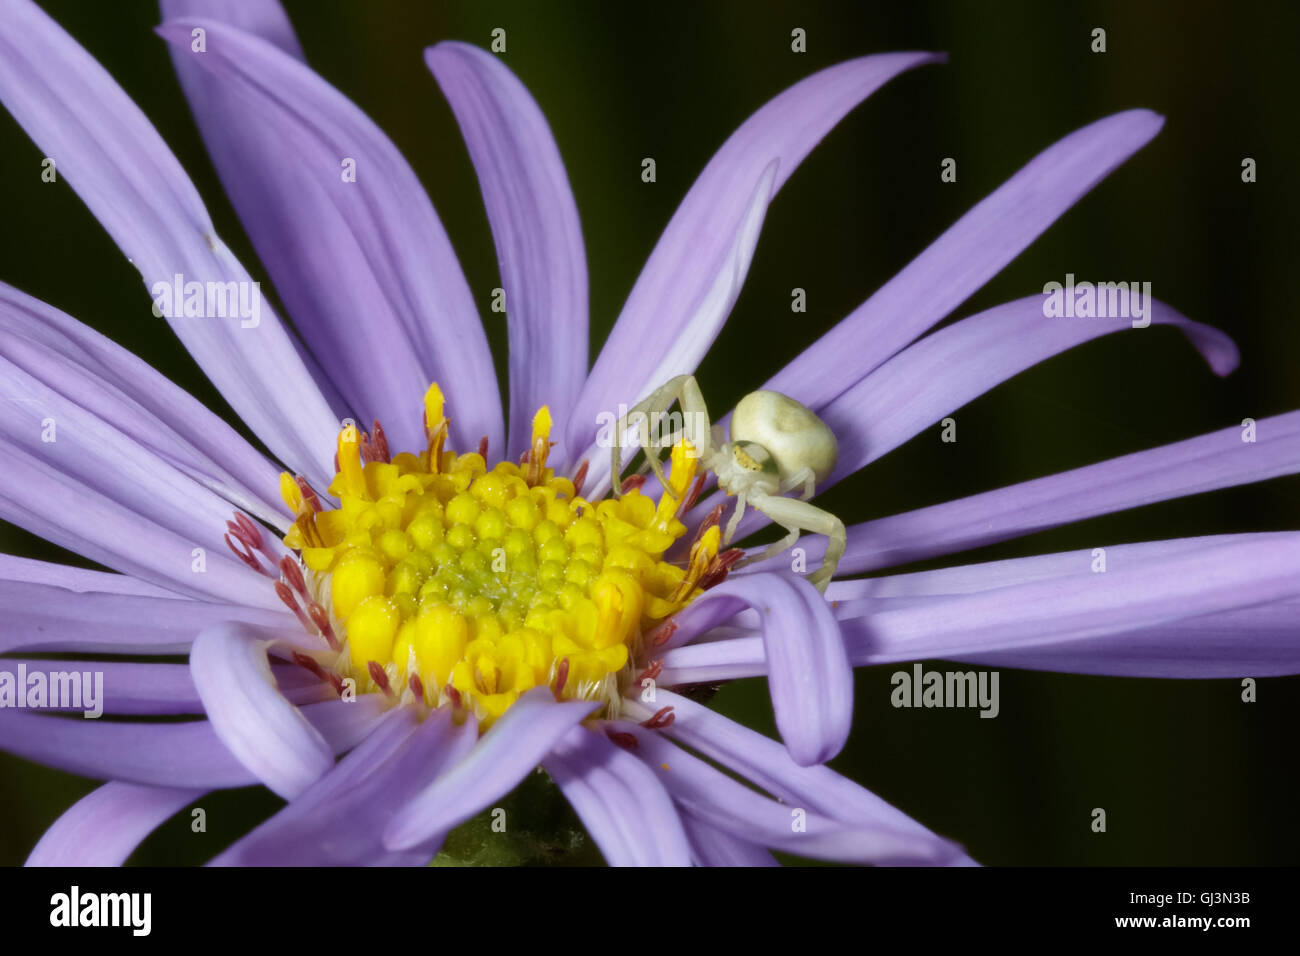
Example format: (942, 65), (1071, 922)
(610, 374), (845, 591)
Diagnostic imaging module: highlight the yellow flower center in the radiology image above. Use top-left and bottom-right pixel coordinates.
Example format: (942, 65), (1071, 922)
(276, 384), (720, 726)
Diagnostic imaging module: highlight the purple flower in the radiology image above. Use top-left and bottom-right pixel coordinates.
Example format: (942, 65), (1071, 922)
(0, 0), (1295, 867)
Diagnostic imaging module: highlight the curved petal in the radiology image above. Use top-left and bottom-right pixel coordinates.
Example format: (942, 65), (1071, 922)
(764, 109), (1166, 410)
(751, 410), (1300, 577)
(427, 42), (587, 460)
(541, 725), (691, 866)
(189, 622), (336, 798)
(0, 0), (338, 484)
(661, 572), (850, 766)
(705, 294), (1236, 540)
(26, 781), (206, 867)
(566, 51), (944, 459)
(838, 533), (1300, 666)
(213, 704), (478, 865)
(384, 688), (594, 850)
(158, 18), (502, 454)
(0, 553), (177, 596)
(612, 723), (963, 865)
(0, 283), (285, 525)
(0, 696), (383, 787)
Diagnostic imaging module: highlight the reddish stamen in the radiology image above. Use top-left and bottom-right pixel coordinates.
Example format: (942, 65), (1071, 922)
(307, 602), (340, 651)
(640, 706), (675, 730)
(621, 473), (647, 494)
(279, 555), (307, 597)
(698, 548), (745, 591)
(372, 420), (390, 463)
(572, 459), (589, 499)
(636, 659), (664, 684)
(682, 473), (708, 512)
(368, 661), (394, 696)
(477, 435), (489, 459)
(275, 581), (316, 632)
(225, 533), (267, 574)
(409, 673), (426, 700)
(552, 657), (570, 701)
(295, 476), (322, 514)
(445, 685), (464, 709)
(649, 619), (679, 648)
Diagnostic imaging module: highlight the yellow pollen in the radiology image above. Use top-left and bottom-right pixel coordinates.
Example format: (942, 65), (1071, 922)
(279, 384), (709, 727)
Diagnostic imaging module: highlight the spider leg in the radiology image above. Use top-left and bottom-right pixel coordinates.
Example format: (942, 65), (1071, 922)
(778, 466), (817, 500)
(742, 492), (845, 592)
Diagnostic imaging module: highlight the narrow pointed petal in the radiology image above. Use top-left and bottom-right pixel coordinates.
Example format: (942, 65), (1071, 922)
(0, 696), (383, 787)
(189, 622), (337, 798)
(0, 283), (285, 525)
(707, 293), (1236, 540)
(384, 688), (594, 850)
(752, 411), (1300, 576)
(158, 19), (502, 453)
(0, 0), (339, 484)
(662, 572), (850, 766)
(26, 782), (206, 867)
(541, 726), (691, 866)
(427, 42), (587, 460)
(613, 723), (963, 865)
(764, 109), (1167, 409)
(566, 52), (944, 459)
(214, 704), (478, 865)
(838, 533), (1300, 666)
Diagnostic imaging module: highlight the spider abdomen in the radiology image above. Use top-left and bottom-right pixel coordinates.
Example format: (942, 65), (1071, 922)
(731, 390), (838, 485)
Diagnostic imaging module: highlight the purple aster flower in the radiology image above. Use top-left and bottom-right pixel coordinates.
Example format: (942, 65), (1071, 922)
(0, 0), (1295, 868)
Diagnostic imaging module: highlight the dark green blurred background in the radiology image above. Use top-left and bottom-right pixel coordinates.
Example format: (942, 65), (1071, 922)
(1, 0), (1297, 865)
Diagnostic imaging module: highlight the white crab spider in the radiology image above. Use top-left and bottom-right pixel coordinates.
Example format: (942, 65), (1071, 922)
(611, 374), (846, 591)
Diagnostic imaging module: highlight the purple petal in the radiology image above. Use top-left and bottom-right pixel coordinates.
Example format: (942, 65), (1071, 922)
(189, 622), (339, 798)
(427, 42), (587, 461)
(837, 533), (1300, 666)
(764, 109), (1166, 411)
(612, 723), (962, 865)
(541, 725), (691, 866)
(711, 294), (1236, 541)
(158, 18), (502, 454)
(0, 696), (383, 787)
(679, 813), (779, 866)
(566, 52), (944, 460)
(0, 0), (339, 484)
(213, 704), (478, 865)
(384, 688), (594, 850)
(659, 637), (764, 685)
(0, 283), (285, 525)
(0, 554), (175, 596)
(758, 410), (1300, 577)
(26, 782), (206, 867)
(662, 572), (850, 766)
(0, 579), (297, 655)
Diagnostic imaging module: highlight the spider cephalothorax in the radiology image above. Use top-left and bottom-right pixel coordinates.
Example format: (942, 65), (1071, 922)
(611, 375), (846, 591)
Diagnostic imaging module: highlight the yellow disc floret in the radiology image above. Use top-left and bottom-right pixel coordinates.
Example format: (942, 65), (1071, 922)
(280, 384), (719, 726)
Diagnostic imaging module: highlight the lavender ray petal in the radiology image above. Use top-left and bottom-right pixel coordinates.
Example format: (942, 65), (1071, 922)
(566, 52), (943, 460)
(26, 781), (207, 866)
(541, 725), (691, 866)
(158, 19), (502, 453)
(0, 554), (175, 596)
(680, 812), (779, 867)
(0, 0), (338, 485)
(427, 42), (587, 462)
(383, 688), (594, 850)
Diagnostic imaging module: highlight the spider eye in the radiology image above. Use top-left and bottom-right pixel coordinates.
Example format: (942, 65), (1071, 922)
(732, 441), (779, 475)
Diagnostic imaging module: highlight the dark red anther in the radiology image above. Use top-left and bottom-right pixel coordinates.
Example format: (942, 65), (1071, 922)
(682, 473), (707, 512)
(372, 420), (391, 463)
(358, 430), (375, 464)
(231, 511), (264, 550)
(292, 651), (328, 682)
(279, 555), (307, 597)
(640, 706), (675, 730)
(477, 435), (489, 459)
(636, 659), (664, 684)
(571, 459), (589, 499)
(552, 657), (570, 700)
(694, 505), (725, 542)
(409, 673), (426, 700)
(325, 671), (347, 696)
(621, 473), (647, 494)
(649, 619), (679, 648)
(606, 730), (639, 750)
(226, 532), (265, 574)
(368, 661), (394, 696)
(445, 685), (464, 709)
(275, 581), (316, 632)
(295, 476), (322, 514)
(698, 548), (745, 591)
(307, 601), (340, 650)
